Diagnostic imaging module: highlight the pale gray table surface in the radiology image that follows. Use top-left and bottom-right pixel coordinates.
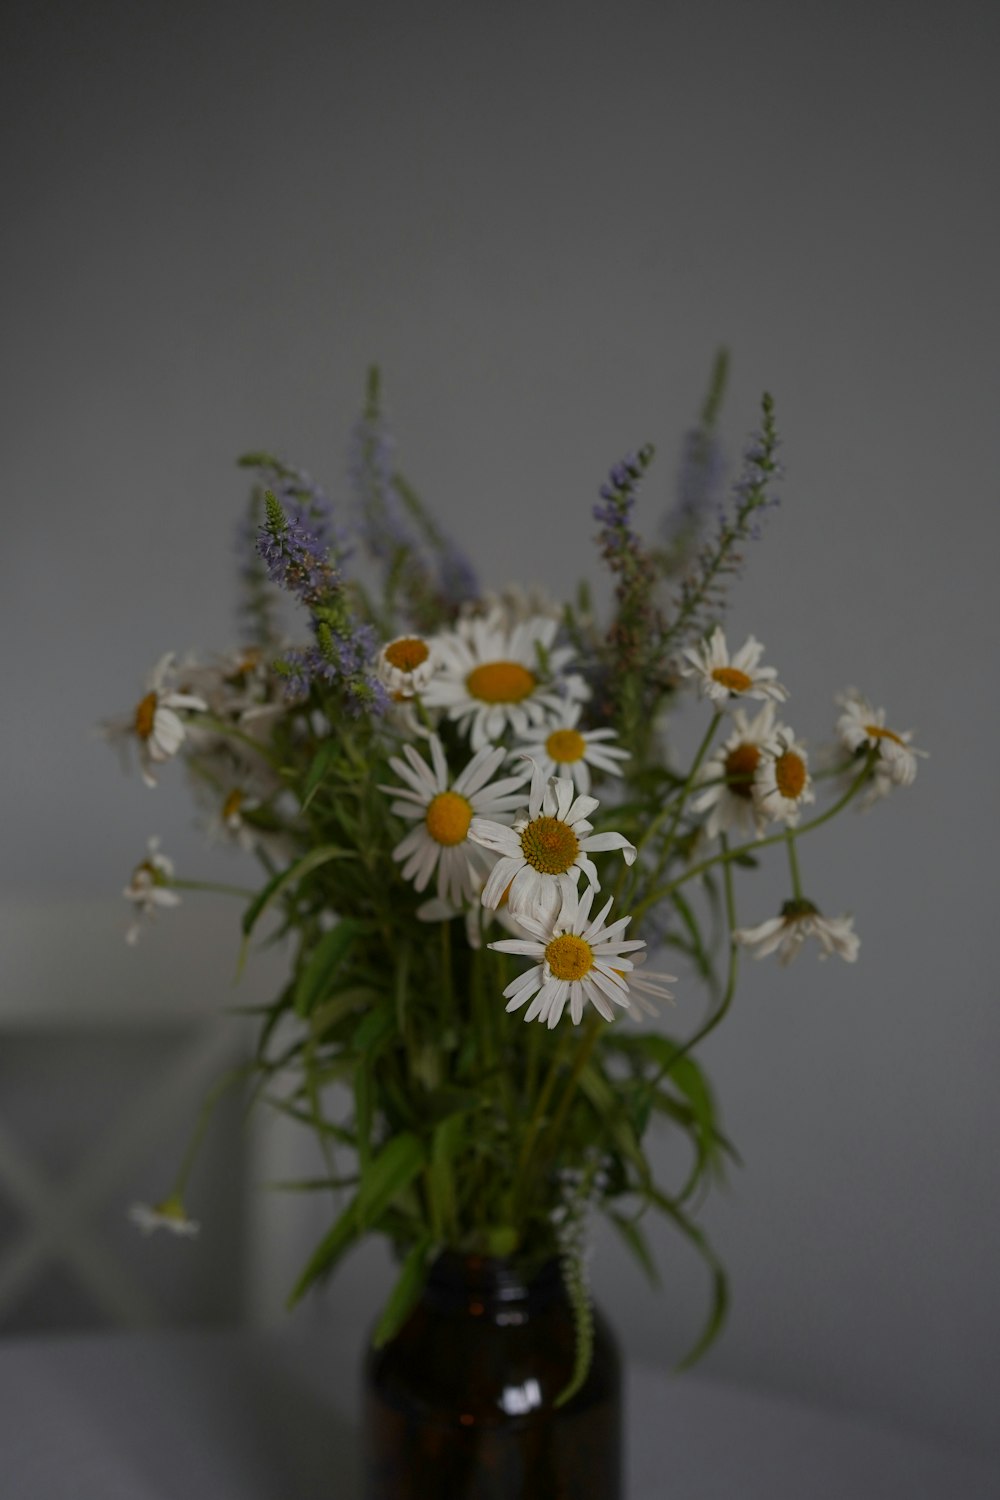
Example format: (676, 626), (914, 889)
(0, 1327), (997, 1499)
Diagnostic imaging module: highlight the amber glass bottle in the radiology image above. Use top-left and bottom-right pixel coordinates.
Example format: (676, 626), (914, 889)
(363, 1251), (622, 1500)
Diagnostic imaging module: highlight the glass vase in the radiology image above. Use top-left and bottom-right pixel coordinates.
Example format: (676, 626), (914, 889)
(362, 1250), (622, 1499)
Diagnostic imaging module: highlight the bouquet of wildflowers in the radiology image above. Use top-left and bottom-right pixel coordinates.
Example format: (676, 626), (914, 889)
(105, 360), (923, 1375)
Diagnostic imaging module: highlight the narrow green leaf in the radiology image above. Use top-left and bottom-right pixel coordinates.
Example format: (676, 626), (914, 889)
(310, 987), (383, 1038)
(644, 1183), (729, 1369)
(606, 1209), (661, 1290)
(427, 1112), (464, 1240)
(287, 1132), (426, 1309)
(355, 1064), (373, 1173)
(262, 1176), (359, 1193)
(356, 1131), (427, 1232)
(293, 919), (365, 1017)
(671, 889), (714, 979)
(300, 739), (339, 812)
(240, 845), (356, 943)
(578, 1063), (650, 1187)
(351, 1006), (395, 1054)
(372, 1236), (434, 1348)
(286, 1194), (361, 1307)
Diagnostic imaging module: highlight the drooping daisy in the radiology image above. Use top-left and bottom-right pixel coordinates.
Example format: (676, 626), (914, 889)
(128, 1195), (200, 1237)
(123, 837), (181, 945)
(620, 951), (678, 1021)
(753, 728), (815, 827)
(381, 736), (529, 906)
(682, 626), (787, 708)
(692, 702), (778, 839)
(103, 653), (208, 787)
(835, 689), (924, 789)
(511, 702), (629, 795)
(734, 899), (859, 965)
(489, 882), (666, 1028)
(376, 634), (437, 699)
(422, 610), (589, 750)
(470, 760), (637, 916)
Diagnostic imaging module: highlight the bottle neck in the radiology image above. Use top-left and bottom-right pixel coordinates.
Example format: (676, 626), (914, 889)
(423, 1251), (565, 1313)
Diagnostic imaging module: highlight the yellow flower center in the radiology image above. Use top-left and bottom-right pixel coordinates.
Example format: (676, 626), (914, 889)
(385, 637), (430, 673)
(864, 723), (904, 746)
(723, 742), (760, 799)
(520, 816), (580, 874)
(226, 649), (261, 682)
(134, 691), (158, 740)
(466, 661), (537, 703)
(711, 666), (753, 693)
(425, 791), (473, 846)
(222, 788), (244, 822)
(545, 728), (587, 764)
(775, 750), (807, 800)
(545, 932), (594, 982)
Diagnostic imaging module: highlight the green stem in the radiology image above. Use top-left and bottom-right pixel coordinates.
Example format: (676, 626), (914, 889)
(544, 1014), (603, 1154)
(171, 1061), (255, 1198)
(517, 1030), (572, 1181)
(617, 710), (722, 907)
(785, 831), (805, 900)
(632, 757), (874, 924)
(189, 713), (284, 771)
(167, 878), (258, 899)
(642, 835), (741, 1102)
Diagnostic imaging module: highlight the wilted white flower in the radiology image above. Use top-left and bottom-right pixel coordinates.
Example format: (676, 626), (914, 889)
(376, 635), (437, 699)
(753, 728), (815, 827)
(692, 702), (778, 839)
(734, 901), (859, 965)
(836, 689), (925, 792)
(123, 837), (180, 944)
(103, 653), (207, 787)
(128, 1195), (200, 1237)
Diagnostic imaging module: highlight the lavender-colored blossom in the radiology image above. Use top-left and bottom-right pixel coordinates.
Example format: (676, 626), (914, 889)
(348, 408), (415, 563)
(437, 541), (479, 607)
(661, 427), (726, 548)
(240, 453), (353, 562)
(257, 509), (334, 604)
(592, 447), (653, 567)
(729, 427), (784, 518)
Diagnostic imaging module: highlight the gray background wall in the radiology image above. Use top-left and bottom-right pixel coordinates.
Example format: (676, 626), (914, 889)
(4, 0), (999, 1460)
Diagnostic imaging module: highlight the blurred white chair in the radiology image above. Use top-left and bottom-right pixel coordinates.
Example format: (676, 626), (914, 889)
(0, 896), (308, 1333)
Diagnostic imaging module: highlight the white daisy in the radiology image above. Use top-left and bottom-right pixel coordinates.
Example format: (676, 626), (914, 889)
(123, 837), (181, 945)
(681, 626), (787, 707)
(489, 882), (659, 1028)
(381, 736), (529, 906)
(691, 702), (778, 839)
(376, 635), (437, 699)
(470, 760), (637, 917)
(753, 728), (815, 827)
(422, 609), (589, 750)
(734, 900), (859, 965)
(103, 653), (207, 787)
(836, 689), (925, 789)
(511, 702), (629, 795)
(128, 1195), (200, 1237)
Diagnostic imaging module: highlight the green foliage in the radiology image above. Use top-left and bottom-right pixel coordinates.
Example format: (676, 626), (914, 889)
(114, 363), (892, 1382)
